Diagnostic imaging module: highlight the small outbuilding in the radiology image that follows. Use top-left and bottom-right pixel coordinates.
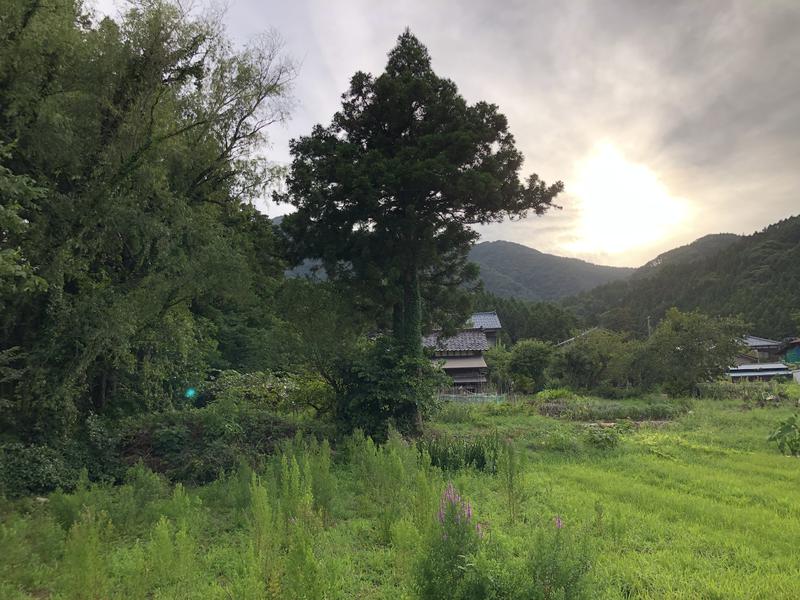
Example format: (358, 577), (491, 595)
(727, 362), (793, 382)
(735, 335), (785, 365)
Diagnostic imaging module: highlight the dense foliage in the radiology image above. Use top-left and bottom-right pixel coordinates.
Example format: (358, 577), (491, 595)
(0, 0), (295, 442)
(473, 291), (578, 344)
(566, 216), (800, 338)
(545, 309), (746, 396)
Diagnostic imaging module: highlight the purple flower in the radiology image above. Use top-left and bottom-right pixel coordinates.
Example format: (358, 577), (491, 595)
(554, 515), (564, 529)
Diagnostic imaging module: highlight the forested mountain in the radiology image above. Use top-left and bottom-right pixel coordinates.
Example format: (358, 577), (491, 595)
(469, 241), (634, 300)
(633, 233), (741, 278)
(472, 292), (578, 344)
(469, 240), (634, 300)
(565, 216), (800, 338)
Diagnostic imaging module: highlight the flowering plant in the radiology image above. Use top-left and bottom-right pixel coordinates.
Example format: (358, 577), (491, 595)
(438, 482), (484, 540)
(417, 482), (486, 599)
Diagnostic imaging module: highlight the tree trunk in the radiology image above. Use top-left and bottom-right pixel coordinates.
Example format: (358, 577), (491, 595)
(395, 267), (423, 357)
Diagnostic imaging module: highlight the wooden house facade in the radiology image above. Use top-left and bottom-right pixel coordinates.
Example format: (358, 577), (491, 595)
(423, 312), (502, 391)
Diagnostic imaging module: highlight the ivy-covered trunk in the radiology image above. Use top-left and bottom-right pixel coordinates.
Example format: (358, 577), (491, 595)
(393, 267), (423, 357)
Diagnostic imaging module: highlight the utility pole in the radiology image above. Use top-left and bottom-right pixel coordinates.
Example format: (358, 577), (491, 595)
(647, 315), (652, 338)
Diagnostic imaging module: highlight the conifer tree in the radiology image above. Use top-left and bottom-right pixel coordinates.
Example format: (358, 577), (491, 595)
(281, 31), (562, 356)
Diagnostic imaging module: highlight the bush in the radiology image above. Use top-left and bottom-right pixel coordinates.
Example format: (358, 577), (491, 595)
(435, 402), (478, 424)
(507, 517), (595, 600)
(201, 370), (299, 410)
(768, 414), (800, 456)
(643, 309), (746, 395)
(336, 337), (448, 439)
(584, 425), (621, 450)
(416, 483), (487, 600)
(509, 340), (554, 393)
(419, 432), (500, 473)
(536, 397), (691, 422)
(119, 405), (333, 484)
(0, 443), (79, 497)
(547, 329), (643, 393)
(698, 381), (800, 406)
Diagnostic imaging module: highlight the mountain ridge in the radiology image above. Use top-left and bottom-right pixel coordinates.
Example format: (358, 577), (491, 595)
(563, 215), (800, 338)
(468, 240), (635, 301)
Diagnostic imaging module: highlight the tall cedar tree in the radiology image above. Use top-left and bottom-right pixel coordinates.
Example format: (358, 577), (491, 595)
(280, 31), (563, 355)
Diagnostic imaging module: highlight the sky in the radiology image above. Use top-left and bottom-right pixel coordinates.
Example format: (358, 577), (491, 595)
(95, 0), (800, 267)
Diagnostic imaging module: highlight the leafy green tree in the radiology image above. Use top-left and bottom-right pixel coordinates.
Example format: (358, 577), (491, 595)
(0, 144), (46, 302)
(643, 308), (746, 395)
(279, 31), (562, 357)
(0, 0), (294, 440)
(335, 337), (448, 439)
(548, 329), (641, 394)
(484, 344), (513, 391)
(272, 279), (371, 400)
(509, 340), (553, 393)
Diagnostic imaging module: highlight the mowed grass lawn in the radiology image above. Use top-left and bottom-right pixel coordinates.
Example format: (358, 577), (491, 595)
(431, 399), (800, 599)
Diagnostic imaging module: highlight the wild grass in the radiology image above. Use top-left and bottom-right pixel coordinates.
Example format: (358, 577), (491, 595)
(1, 400), (799, 598)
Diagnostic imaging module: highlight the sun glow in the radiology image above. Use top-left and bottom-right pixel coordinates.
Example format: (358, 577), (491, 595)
(565, 143), (689, 258)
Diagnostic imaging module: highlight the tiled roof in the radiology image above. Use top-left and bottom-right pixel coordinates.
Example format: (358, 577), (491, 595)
(468, 311), (502, 330)
(423, 330), (490, 352)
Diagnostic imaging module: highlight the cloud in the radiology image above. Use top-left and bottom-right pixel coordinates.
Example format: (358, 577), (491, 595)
(94, 0), (800, 266)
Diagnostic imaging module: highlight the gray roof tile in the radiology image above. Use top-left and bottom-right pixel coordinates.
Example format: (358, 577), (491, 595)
(423, 330), (490, 352)
(469, 311), (502, 330)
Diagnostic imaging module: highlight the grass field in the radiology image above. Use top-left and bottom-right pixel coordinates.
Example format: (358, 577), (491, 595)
(2, 395), (799, 599)
(431, 399), (800, 598)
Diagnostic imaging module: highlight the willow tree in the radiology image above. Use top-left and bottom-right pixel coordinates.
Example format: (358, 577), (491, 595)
(281, 31), (563, 356)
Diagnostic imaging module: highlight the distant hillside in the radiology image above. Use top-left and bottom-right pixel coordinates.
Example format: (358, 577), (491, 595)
(633, 233), (741, 278)
(469, 240), (634, 301)
(565, 216), (800, 339)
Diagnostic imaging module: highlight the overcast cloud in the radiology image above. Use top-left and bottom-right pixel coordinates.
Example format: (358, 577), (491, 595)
(96, 0), (800, 266)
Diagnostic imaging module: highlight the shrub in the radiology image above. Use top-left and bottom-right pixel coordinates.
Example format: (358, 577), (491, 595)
(698, 381), (800, 406)
(536, 397), (690, 422)
(336, 337), (448, 438)
(768, 414), (800, 456)
(509, 340), (554, 393)
(416, 483), (486, 600)
(419, 431), (500, 473)
(346, 429), (425, 542)
(201, 370), (298, 411)
(508, 516), (595, 600)
(435, 402), (478, 424)
(584, 425), (621, 450)
(547, 329), (642, 393)
(485, 344), (513, 390)
(535, 388), (582, 402)
(0, 443), (79, 497)
(642, 309), (746, 395)
(60, 508), (111, 600)
(119, 405), (333, 484)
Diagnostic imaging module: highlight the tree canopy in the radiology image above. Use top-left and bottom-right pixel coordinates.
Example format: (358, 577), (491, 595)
(0, 0), (295, 440)
(279, 30), (563, 354)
